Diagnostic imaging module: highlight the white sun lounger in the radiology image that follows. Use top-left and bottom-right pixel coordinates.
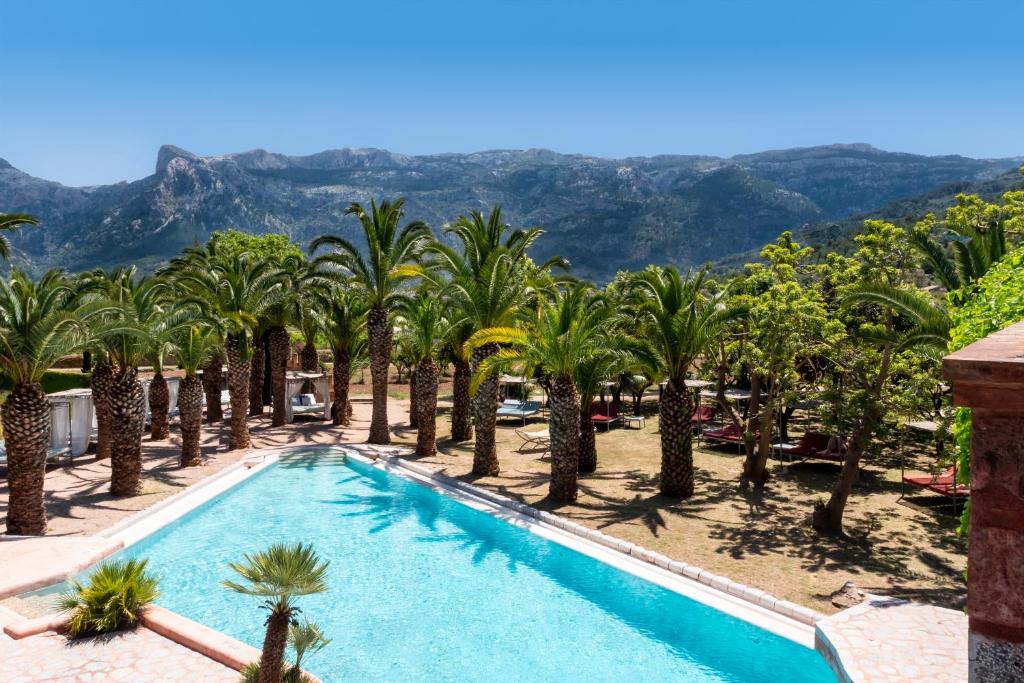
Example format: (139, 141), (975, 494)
(515, 426), (551, 453)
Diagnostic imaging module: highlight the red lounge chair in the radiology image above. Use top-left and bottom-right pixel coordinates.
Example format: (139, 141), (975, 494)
(690, 405), (716, 426)
(702, 423), (745, 443)
(590, 401), (621, 431)
(903, 465), (970, 498)
(777, 432), (846, 463)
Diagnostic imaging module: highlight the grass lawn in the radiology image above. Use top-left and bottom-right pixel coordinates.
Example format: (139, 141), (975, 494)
(389, 396), (967, 614)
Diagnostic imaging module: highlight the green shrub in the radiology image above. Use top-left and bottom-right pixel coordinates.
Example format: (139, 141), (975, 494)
(57, 558), (159, 638)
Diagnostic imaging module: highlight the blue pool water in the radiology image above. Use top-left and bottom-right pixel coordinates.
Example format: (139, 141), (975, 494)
(119, 449), (835, 682)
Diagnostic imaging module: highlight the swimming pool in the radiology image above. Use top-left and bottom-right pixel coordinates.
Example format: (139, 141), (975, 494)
(117, 449), (835, 682)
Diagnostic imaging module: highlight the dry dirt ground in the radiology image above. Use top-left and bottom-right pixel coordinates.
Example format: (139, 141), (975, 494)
(1, 378), (965, 614)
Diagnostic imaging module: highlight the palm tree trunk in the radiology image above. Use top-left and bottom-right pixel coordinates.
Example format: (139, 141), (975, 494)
(451, 358), (473, 441)
(471, 343), (500, 476)
(257, 608), (291, 683)
(248, 342), (265, 416)
(331, 348), (350, 426)
(202, 351), (224, 423)
(90, 357), (114, 459)
(415, 358), (438, 457)
(548, 375), (581, 501)
(659, 376), (695, 497)
(178, 375), (204, 467)
(367, 306), (392, 444)
(2, 382), (51, 535)
(408, 367), (419, 429)
(148, 371), (170, 440)
(299, 342), (319, 394)
(109, 365), (145, 496)
(578, 403), (597, 473)
(226, 334), (251, 450)
(269, 326), (290, 427)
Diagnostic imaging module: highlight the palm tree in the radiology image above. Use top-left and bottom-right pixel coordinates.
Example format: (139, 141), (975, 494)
(248, 322), (268, 417)
(223, 543), (329, 683)
(168, 321), (222, 467)
(310, 199), (431, 444)
(0, 213), (40, 260)
(427, 207), (563, 475)
(398, 291), (454, 458)
(175, 252), (286, 449)
(89, 349), (115, 459)
(202, 349), (226, 423)
(0, 270), (85, 534)
(82, 268), (175, 496)
(630, 267), (736, 497)
(311, 284), (368, 426)
(471, 284), (609, 501)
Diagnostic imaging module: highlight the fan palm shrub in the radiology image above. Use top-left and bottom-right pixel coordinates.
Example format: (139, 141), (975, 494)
(630, 267), (736, 497)
(239, 620), (329, 683)
(58, 558), (159, 637)
(0, 212), (40, 260)
(310, 199), (431, 444)
(471, 283), (610, 501)
(224, 543), (330, 683)
(169, 321), (223, 466)
(0, 270), (85, 535)
(427, 207), (563, 475)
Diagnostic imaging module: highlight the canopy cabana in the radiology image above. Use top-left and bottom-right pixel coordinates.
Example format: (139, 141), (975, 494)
(285, 371), (330, 422)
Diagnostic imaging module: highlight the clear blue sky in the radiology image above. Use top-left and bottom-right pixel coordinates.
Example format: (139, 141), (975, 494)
(2, 0), (1022, 186)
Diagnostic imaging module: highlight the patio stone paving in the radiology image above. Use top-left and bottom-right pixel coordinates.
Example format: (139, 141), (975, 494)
(0, 625), (237, 682)
(815, 596), (967, 682)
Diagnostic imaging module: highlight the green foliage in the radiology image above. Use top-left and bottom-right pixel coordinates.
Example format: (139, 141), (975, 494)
(223, 543), (330, 609)
(57, 559), (160, 638)
(0, 269), (86, 385)
(0, 213), (40, 261)
(948, 244), (1024, 534)
(209, 229), (303, 265)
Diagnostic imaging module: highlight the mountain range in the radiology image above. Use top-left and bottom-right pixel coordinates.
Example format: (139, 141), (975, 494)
(1, 144), (1021, 282)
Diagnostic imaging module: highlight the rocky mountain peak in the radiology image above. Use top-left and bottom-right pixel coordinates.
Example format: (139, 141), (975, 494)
(156, 145), (200, 173)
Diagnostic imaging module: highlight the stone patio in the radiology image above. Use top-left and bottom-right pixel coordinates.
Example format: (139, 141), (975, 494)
(815, 596), (968, 682)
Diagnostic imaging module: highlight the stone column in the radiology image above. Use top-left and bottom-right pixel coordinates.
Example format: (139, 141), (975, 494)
(944, 321), (1024, 682)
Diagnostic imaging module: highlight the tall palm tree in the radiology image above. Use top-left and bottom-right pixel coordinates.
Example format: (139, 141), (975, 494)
(398, 291), (454, 458)
(201, 349), (226, 423)
(169, 322), (222, 467)
(172, 249), (286, 449)
(427, 207), (563, 475)
(310, 199), (431, 444)
(248, 322), (267, 417)
(223, 543), (329, 683)
(81, 268), (175, 496)
(89, 349), (115, 459)
(0, 213), (40, 260)
(471, 283), (610, 501)
(311, 283), (368, 426)
(631, 267), (736, 497)
(0, 270), (85, 534)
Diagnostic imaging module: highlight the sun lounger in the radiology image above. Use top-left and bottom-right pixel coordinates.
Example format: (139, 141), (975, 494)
(496, 400), (543, 425)
(690, 405), (716, 427)
(902, 465), (969, 498)
(590, 401), (621, 431)
(290, 393), (326, 418)
(775, 432), (847, 464)
(515, 427), (551, 453)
